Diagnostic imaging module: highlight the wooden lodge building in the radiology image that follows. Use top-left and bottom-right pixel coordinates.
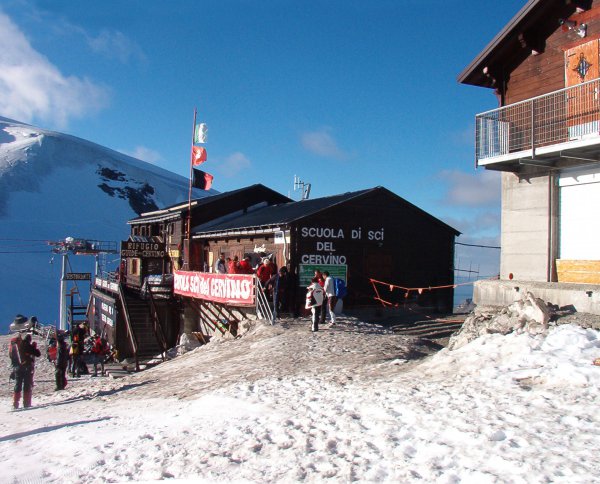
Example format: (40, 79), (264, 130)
(91, 184), (459, 366)
(459, 0), (600, 313)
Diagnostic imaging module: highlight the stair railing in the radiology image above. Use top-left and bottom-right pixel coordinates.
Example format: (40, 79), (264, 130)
(255, 276), (274, 324)
(147, 289), (169, 360)
(117, 282), (139, 371)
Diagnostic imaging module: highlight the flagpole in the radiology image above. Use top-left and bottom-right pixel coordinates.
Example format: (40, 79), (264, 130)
(186, 107), (197, 267)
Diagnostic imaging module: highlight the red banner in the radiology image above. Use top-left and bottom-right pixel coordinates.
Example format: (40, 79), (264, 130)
(173, 270), (255, 305)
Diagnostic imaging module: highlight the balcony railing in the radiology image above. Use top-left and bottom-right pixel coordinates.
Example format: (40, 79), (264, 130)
(475, 78), (600, 165)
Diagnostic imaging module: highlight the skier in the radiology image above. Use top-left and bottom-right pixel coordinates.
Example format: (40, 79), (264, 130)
(91, 335), (110, 377)
(55, 333), (69, 390)
(9, 333), (41, 409)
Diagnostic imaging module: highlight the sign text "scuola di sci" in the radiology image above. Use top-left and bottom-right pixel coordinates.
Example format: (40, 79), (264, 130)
(299, 226), (385, 264)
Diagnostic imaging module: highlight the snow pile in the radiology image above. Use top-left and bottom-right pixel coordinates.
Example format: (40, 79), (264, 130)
(1, 316), (599, 483)
(449, 292), (553, 350)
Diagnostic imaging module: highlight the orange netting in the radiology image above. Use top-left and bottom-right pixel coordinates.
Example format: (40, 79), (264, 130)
(369, 276), (497, 308)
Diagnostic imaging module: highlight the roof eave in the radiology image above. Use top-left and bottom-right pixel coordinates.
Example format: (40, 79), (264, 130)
(192, 224), (286, 239)
(457, 0), (541, 87)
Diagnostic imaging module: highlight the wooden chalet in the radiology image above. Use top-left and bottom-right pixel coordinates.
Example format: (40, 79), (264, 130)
(126, 184), (291, 279)
(91, 184), (459, 366)
(459, 0), (600, 312)
(190, 186), (460, 314)
(90, 184), (291, 366)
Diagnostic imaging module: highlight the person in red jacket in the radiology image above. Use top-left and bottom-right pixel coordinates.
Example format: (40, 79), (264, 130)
(238, 255), (254, 274)
(228, 256), (239, 274)
(256, 258), (275, 286)
(314, 269), (326, 324)
(91, 335), (110, 377)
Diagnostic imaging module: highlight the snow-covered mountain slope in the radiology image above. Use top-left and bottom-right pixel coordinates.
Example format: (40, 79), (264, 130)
(0, 116), (213, 332)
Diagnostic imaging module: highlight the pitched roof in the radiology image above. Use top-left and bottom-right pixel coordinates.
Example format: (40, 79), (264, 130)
(192, 186), (460, 237)
(128, 184), (291, 225)
(191, 189), (372, 236)
(458, 0), (577, 87)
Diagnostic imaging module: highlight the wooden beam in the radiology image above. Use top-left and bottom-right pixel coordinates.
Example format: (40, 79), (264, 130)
(518, 29), (545, 55)
(557, 259), (600, 284)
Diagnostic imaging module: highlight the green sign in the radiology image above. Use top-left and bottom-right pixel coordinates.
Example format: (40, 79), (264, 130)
(299, 264), (347, 287)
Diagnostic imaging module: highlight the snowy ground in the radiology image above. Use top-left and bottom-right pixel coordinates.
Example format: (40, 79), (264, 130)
(1, 315), (600, 483)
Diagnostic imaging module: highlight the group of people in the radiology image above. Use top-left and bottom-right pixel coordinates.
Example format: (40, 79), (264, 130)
(305, 269), (338, 332)
(9, 324), (112, 410)
(215, 253), (259, 275)
(215, 253), (290, 313)
(63, 325), (112, 380)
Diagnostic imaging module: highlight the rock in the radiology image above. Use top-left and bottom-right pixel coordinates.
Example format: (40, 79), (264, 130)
(485, 313), (517, 335)
(518, 292), (550, 327)
(449, 293), (552, 350)
(180, 333), (203, 350)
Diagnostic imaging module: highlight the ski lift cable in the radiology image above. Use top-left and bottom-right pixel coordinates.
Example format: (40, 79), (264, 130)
(0, 250), (50, 254)
(455, 242), (500, 249)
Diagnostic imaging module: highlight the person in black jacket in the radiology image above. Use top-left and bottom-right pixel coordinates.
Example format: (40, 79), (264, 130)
(266, 267), (290, 314)
(55, 334), (69, 391)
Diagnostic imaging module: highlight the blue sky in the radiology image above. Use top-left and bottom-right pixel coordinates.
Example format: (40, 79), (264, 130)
(0, 0), (526, 280)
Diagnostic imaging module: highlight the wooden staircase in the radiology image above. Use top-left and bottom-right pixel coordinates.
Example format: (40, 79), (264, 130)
(118, 287), (168, 370)
(124, 294), (164, 359)
(390, 318), (464, 340)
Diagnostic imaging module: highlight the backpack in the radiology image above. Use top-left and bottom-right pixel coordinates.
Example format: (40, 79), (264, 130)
(305, 284), (324, 308)
(9, 339), (20, 366)
(334, 278), (347, 298)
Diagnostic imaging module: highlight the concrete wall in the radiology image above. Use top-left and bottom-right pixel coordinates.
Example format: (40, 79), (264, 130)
(474, 279), (600, 315)
(500, 170), (553, 282)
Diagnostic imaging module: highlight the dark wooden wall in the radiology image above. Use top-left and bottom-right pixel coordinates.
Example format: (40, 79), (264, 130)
(505, 2), (600, 105)
(204, 236), (287, 273)
(291, 190), (456, 313)
(197, 190), (456, 314)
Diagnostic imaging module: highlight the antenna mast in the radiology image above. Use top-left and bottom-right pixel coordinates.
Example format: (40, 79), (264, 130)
(293, 175), (311, 200)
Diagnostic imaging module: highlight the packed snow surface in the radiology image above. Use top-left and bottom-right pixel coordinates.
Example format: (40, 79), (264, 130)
(1, 316), (600, 483)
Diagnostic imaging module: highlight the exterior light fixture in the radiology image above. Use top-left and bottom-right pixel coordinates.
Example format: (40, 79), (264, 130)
(559, 18), (587, 38)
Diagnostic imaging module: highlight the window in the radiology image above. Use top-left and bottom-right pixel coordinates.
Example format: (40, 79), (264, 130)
(128, 258), (141, 276)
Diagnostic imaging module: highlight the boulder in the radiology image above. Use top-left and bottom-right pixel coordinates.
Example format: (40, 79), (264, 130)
(448, 293), (551, 350)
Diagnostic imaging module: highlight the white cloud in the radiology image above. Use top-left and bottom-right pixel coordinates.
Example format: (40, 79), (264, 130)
(443, 212), (501, 238)
(218, 152), (251, 178)
(86, 29), (146, 64)
(0, 11), (109, 128)
(440, 169), (501, 207)
(120, 146), (162, 164)
(300, 127), (349, 160)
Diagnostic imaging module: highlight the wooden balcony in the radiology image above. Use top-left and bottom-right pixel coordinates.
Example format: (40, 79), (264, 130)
(475, 78), (600, 171)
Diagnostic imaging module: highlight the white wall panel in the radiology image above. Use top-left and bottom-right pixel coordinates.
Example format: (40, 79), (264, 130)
(559, 167), (600, 259)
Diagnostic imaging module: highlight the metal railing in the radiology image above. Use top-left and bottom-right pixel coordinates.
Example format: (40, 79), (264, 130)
(117, 282), (139, 371)
(475, 78), (600, 163)
(255, 277), (274, 324)
(147, 289), (169, 359)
